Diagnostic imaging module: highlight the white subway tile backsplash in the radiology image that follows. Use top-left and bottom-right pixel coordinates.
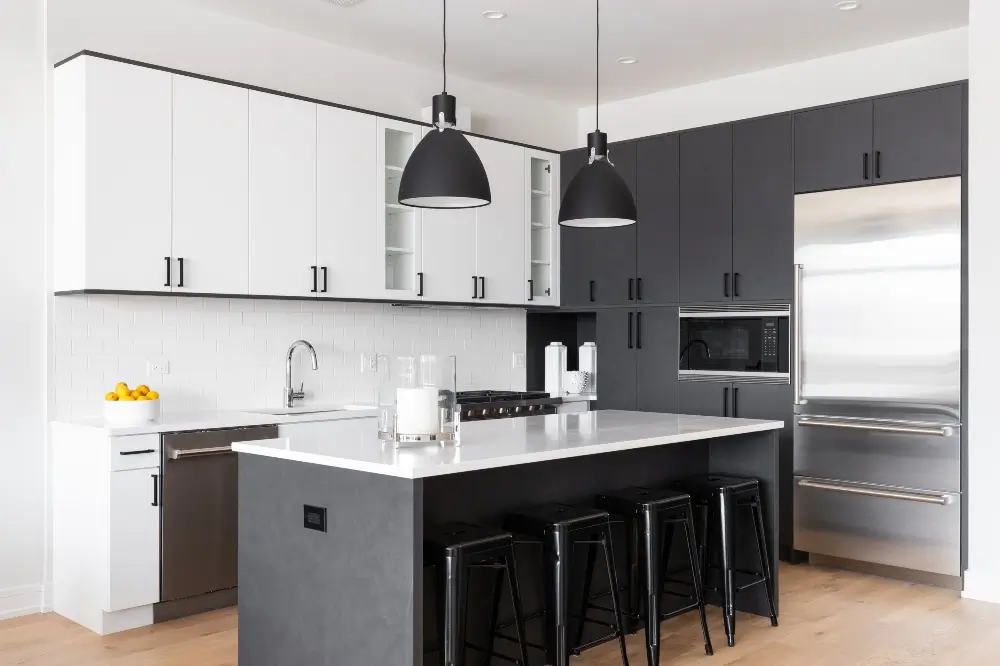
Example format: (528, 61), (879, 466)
(53, 295), (527, 420)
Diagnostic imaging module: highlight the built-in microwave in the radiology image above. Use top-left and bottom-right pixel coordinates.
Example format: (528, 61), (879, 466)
(679, 306), (790, 377)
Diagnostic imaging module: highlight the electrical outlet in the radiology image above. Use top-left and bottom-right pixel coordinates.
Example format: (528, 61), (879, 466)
(147, 359), (170, 375)
(512, 352), (526, 369)
(361, 354), (378, 373)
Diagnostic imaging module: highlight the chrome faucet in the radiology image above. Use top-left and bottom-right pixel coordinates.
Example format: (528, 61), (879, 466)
(284, 340), (319, 408)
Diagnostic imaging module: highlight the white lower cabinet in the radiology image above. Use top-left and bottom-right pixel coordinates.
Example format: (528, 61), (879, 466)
(107, 467), (161, 612)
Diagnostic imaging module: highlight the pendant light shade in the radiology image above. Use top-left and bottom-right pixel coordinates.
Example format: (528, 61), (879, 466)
(399, 2), (491, 210)
(558, 0), (637, 227)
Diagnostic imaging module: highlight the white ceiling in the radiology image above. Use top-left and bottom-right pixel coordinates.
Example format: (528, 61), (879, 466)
(179, 0), (968, 105)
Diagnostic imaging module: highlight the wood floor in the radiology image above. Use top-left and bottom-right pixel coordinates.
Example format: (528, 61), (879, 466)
(3, 563), (1000, 665)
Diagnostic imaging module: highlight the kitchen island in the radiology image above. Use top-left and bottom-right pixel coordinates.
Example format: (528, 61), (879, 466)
(234, 410), (783, 666)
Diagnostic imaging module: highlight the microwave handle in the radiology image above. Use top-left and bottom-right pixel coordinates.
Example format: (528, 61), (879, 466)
(794, 264), (807, 405)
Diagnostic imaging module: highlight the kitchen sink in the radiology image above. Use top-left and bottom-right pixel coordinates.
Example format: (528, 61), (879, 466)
(245, 405), (375, 416)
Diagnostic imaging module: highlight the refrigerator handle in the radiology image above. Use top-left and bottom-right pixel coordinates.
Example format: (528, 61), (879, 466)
(793, 263), (807, 405)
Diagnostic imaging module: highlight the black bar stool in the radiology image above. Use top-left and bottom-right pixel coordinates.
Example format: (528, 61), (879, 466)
(676, 475), (778, 647)
(593, 487), (713, 666)
(503, 503), (630, 666)
(424, 522), (530, 666)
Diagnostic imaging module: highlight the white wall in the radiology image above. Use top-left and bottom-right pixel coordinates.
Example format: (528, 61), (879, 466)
(0, 0), (48, 620)
(963, 0), (1000, 605)
(579, 27), (969, 145)
(46, 0), (577, 151)
(52, 296), (526, 421)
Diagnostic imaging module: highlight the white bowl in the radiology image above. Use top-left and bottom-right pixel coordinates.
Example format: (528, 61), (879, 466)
(104, 399), (161, 426)
(564, 371), (590, 395)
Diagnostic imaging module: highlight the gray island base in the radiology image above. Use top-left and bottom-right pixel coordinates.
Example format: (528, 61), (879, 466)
(235, 410), (782, 666)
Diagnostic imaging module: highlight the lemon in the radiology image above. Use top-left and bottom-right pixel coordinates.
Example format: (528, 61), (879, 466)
(130, 390), (143, 399)
(137, 385), (150, 396)
(116, 381), (129, 391)
(136, 395), (150, 401)
(146, 391), (159, 400)
(119, 395), (136, 401)
(104, 392), (119, 402)
(115, 385), (131, 398)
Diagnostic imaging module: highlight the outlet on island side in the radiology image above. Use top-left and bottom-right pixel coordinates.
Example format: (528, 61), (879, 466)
(512, 352), (526, 369)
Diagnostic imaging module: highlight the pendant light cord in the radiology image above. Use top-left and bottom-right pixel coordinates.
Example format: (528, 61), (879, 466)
(442, 0), (447, 93)
(595, 0), (600, 130)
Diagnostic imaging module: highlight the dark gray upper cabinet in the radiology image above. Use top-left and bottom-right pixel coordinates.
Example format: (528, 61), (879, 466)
(595, 308), (637, 410)
(679, 124), (734, 304)
(636, 135), (680, 306)
(636, 307), (679, 413)
(873, 85), (963, 185)
(794, 100), (873, 193)
(678, 381), (731, 418)
(733, 114), (794, 301)
(559, 148), (594, 307)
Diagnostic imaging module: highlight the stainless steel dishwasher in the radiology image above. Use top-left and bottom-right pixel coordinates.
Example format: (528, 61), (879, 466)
(160, 426), (278, 603)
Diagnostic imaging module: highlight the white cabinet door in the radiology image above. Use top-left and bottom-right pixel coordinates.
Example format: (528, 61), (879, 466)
(421, 206), (478, 302)
(249, 92), (317, 297)
(172, 76), (249, 295)
(377, 118), (423, 299)
(107, 468), (160, 612)
(525, 149), (561, 306)
(84, 58), (173, 292)
(475, 139), (525, 305)
(317, 107), (378, 298)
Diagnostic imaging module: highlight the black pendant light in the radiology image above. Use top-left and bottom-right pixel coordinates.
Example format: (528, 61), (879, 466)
(559, 0), (637, 227)
(398, 0), (491, 209)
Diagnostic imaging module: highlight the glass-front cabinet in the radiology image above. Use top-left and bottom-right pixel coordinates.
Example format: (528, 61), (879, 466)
(525, 149), (560, 306)
(378, 118), (423, 298)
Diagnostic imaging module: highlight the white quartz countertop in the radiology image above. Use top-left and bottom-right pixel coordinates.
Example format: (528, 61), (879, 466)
(232, 410), (783, 479)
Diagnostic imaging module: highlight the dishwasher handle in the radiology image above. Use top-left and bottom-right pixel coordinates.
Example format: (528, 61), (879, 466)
(168, 445), (233, 460)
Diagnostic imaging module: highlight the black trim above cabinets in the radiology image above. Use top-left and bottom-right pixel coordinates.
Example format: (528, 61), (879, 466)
(53, 51), (557, 155)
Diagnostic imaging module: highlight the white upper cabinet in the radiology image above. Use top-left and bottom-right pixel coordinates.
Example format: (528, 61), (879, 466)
(249, 91), (317, 298)
(421, 206), (479, 303)
(172, 76), (249, 295)
(377, 119), (424, 299)
(54, 57), (172, 292)
(525, 149), (561, 306)
(476, 139), (526, 305)
(317, 107), (378, 299)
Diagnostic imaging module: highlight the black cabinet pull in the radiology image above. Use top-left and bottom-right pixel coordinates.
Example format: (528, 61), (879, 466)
(120, 449), (155, 456)
(164, 257), (171, 287)
(151, 474), (159, 507)
(637, 277), (643, 301)
(875, 150), (882, 179)
(528, 279), (534, 301)
(863, 152), (870, 180)
(724, 272), (730, 298)
(321, 266), (328, 293)
(417, 272), (424, 297)
(627, 312), (634, 349)
(636, 311), (643, 349)
(479, 276), (485, 300)
(177, 257), (185, 288)
(733, 386), (739, 418)
(473, 275), (479, 299)
(310, 266), (318, 293)
(734, 272), (741, 298)
(589, 280), (596, 302)
(628, 278), (634, 301)
(723, 386), (729, 417)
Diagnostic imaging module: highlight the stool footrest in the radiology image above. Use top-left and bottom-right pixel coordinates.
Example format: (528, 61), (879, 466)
(572, 630), (627, 656)
(494, 632), (547, 654)
(465, 642), (523, 664)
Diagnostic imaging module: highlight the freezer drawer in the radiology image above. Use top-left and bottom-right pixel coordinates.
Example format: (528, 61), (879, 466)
(793, 415), (960, 492)
(793, 475), (960, 576)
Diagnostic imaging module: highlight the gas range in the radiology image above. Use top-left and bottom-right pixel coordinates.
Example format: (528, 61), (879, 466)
(457, 390), (561, 421)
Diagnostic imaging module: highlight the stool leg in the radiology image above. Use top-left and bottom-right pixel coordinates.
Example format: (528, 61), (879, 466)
(600, 526), (631, 666)
(750, 497), (779, 627)
(698, 503), (711, 589)
(543, 527), (572, 666)
(642, 508), (661, 666)
(574, 538), (598, 649)
(441, 553), (468, 666)
(718, 493), (736, 648)
(683, 509), (714, 656)
(625, 516), (640, 634)
(482, 563), (505, 666)
(501, 547), (531, 666)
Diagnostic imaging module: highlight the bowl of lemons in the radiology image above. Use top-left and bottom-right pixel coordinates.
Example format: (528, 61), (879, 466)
(104, 382), (161, 426)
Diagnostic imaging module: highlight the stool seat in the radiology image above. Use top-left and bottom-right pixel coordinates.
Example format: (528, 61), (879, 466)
(595, 487), (690, 516)
(425, 522), (513, 558)
(677, 475), (759, 497)
(505, 502), (610, 536)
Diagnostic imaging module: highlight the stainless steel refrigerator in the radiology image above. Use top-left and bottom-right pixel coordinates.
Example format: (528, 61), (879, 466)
(792, 176), (962, 583)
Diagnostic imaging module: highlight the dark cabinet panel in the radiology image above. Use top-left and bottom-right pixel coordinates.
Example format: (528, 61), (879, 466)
(636, 307), (679, 413)
(678, 381), (731, 418)
(559, 149), (595, 307)
(636, 135), (679, 306)
(873, 85), (963, 185)
(595, 309), (637, 410)
(679, 124), (734, 304)
(733, 114), (794, 301)
(794, 100), (873, 193)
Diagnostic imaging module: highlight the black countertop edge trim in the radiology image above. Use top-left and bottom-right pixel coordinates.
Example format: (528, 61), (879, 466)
(53, 50), (559, 155)
(53, 289), (561, 311)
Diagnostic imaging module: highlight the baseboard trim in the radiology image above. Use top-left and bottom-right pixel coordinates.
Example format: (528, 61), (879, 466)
(0, 584), (45, 621)
(962, 570), (1000, 604)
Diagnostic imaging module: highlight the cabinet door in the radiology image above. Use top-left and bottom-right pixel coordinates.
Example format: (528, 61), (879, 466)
(526, 150), (560, 306)
(317, 106), (379, 299)
(636, 307), (679, 413)
(248, 92), (317, 297)
(476, 139), (525, 305)
(107, 468), (160, 611)
(83, 58), (172, 292)
(378, 119), (423, 298)
(421, 207), (478, 303)
(591, 141), (639, 306)
(679, 124), (734, 303)
(636, 135), (679, 306)
(733, 114), (793, 302)
(559, 148), (598, 306)
(794, 100), (873, 193)
(172, 76), (249, 295)
(678, 381), (731, 418)
(873, 85), (963, 185)
(595, 309), (637, 411)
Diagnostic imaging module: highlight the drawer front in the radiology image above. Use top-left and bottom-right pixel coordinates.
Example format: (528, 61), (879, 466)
(793, 415), (961, 492)
(110, 434), (161, 471)
(793, 475), (960, 576)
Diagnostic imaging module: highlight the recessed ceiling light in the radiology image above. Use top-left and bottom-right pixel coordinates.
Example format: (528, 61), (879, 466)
(482, 10), (506, 20)
(616, 57), (638, 65)
(834, 1), (861, 10)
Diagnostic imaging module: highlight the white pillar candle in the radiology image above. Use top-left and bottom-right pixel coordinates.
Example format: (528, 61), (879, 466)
(396, 387), (440, 435)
